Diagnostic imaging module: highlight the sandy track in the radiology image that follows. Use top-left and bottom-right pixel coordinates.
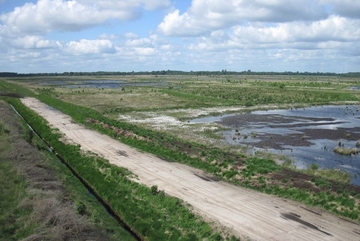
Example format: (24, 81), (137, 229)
(21, 97), (360, 241)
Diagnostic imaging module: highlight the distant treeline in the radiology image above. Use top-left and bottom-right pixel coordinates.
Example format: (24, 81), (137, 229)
(1, 70), (360, 77)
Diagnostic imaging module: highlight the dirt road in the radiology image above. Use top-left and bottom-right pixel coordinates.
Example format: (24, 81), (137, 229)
(21, 97), (360, 241)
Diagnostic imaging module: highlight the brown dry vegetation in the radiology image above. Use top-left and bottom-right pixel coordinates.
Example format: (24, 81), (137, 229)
(0, 100), (114, 240)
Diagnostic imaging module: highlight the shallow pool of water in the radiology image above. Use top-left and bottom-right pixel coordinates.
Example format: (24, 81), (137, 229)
(191, 105), (360, 185)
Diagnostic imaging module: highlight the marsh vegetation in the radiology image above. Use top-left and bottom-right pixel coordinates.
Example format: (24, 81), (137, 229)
(1, 73), (360, 239)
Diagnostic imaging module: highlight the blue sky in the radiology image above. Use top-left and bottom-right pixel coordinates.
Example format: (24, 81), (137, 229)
(0, 0), (359, 73)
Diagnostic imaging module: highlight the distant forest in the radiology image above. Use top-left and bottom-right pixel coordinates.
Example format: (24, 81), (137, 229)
(1, 70), (360, 77)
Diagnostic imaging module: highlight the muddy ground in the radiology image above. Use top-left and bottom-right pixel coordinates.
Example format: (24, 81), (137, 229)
(220, 113), (360, 150)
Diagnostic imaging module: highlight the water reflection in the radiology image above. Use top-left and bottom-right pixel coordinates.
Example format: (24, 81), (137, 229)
(191, 105), (360, 185)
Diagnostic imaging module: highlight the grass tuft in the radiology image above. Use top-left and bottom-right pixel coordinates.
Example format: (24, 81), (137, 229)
(333, 147), (359, 155)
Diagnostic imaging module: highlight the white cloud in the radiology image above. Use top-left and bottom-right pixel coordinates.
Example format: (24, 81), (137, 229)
(18, 51), (42, 59)
(98, 34), (120, 40)
(134, 47), (156, 56)
(77, 0), (171, 11)
(233, 16), (360, 44)
(188, 16), (360, 52)
(65, 39), (115, 55)
(11, 36), (60, 49)
(158, 0), (328, 36)
(0, 0), (171, 36)
(160, 44), (173, 51)
(124, 32), (139, 39)
(1, 0), (359, 73)
(125, 38), (152, 47)
(322, 0), (360, 18)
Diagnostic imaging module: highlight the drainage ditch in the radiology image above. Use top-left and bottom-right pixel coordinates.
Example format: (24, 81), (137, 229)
(11, 104), (142, 241)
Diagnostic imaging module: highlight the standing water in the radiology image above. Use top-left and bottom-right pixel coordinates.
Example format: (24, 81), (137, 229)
(191, 105), (360, 185)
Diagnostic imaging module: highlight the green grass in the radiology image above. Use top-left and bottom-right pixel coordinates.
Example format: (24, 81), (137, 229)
(11, 75), (359, 114)
(8, 97), (233, 241)
(161, 84), (358, 107)
(0, 162), (37, 241)
(35, 138), (137, 241)
(0, 80), (36, 97)
(0, 101), (136, 241)
(29, 93), (360, 223)
(303, 167), (352, 183)
(13, 92), (360, 222)
(0, 131), (36, 240)
(3, 76), (360, 231)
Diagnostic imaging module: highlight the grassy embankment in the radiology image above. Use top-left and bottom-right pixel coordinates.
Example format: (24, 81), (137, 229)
(0, 118), (34, 240)
(1, 82), (234, 240)
(2, 77), (360, 235)
(0, 100), (135, 241)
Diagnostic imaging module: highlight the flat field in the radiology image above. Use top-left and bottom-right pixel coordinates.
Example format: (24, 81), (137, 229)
(3, 74), (360, 240)
(16, 74), (360, 148)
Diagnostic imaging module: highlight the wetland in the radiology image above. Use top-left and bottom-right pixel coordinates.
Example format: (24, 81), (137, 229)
(192, 105), (360, 184)
(2, 73), (360, 239)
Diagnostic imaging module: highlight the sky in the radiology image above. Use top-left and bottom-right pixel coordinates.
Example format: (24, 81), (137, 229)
(0, 0), (359, 73)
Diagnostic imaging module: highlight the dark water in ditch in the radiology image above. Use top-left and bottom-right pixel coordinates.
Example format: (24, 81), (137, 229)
(11, 104), (139, 240)
(191, 105), (360, 185)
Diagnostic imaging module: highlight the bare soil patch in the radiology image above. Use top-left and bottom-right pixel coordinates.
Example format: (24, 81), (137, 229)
(21, 97), (360, 241)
